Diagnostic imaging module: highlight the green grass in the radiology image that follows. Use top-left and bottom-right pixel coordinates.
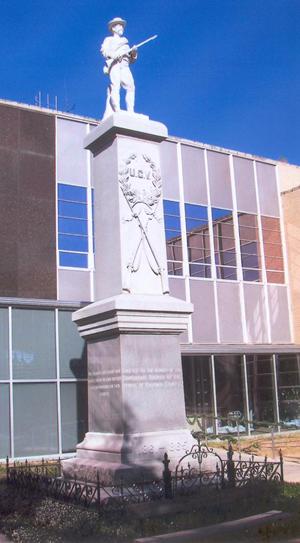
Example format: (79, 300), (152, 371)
(0, 481), (300, 542)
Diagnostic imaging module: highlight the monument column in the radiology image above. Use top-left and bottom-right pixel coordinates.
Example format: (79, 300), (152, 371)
(62, 112), (195, 483)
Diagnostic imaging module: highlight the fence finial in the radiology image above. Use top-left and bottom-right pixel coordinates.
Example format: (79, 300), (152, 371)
(279, 448), (284, 482)
(6, 456), (9, 484)
(162, 452), (172, 499)
(227, 443), (234, 461)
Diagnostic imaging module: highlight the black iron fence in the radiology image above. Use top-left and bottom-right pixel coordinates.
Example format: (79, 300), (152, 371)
(5, 443), (283, 514)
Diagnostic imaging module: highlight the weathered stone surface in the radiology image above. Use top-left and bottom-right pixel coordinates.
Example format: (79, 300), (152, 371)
(62, 113), (195, 482)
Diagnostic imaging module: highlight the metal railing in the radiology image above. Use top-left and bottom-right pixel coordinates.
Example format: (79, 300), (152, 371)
(5, 443), (283, 513)
(187, 412), (300, 440)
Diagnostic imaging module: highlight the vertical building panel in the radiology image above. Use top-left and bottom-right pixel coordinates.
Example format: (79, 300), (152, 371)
(256, 162), (279, 217)
(207, 150), (232, 209)
(233, 156), (257, 213)
(169, 277), (186, 300)
(169, 277), (188, 342)
(268, 285), (291, 343)
(57, 118), (90, 186)
(181, 145), (207, 205)
(58, 269), (91, 302)
(244, 283), (268, 343)
(190, 280), (218, 343)
(217, 282), (243, 343)
(160, 141), (180, 200)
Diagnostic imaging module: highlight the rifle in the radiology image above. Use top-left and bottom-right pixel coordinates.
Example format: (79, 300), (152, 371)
(103, 34), (158, 74)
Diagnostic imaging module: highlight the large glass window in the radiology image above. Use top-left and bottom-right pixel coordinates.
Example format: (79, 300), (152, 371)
(182, 356), (213, 430)
(238, 213), (262, 281)
(0, 384), (10, 458)
(185, 204), (211, 278)
(12, 309), (56, 380)
(277, 354), (300, 427)
(246, 355), (276, 427)
(0, 308), (9, 380)
(58, 183), (89, 268)
(214, 356), (246, 432)
(261, 216), (284, 284)
(58, 311), (87, 379)
(163, 200), (183, 276)
(212, 208), (237, 280)
(60, 382), (88, 453)
(13, 383), (58, 457)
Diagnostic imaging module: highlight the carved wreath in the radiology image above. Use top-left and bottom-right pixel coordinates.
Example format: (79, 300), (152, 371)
(119, 154), (162, 209)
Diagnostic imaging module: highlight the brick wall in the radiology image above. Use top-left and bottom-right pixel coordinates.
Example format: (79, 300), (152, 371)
(282, 185), (300, 342)
(0, 104), (56, 299)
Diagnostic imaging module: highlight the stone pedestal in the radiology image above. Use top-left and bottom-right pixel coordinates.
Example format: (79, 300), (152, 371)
(62, 112), (195, 483)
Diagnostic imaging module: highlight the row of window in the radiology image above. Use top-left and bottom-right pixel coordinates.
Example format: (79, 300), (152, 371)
(163, 200), (284, 283)
(0, 307), (87, 458)
(2, 351), (299, 458)
(0, 382), (87, 458)
(183, 354), (300, 432)
(57, 185), (284, 285)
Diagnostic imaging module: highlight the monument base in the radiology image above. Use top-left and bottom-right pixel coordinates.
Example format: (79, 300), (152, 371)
(62, 429), (196, 484)
(61, 293), (196, 483)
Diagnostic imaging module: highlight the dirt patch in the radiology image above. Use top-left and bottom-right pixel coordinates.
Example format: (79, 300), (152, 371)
(214, 432), (300, 462)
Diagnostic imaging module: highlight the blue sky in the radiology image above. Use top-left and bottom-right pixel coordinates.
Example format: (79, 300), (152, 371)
(1, 0), (299, 163)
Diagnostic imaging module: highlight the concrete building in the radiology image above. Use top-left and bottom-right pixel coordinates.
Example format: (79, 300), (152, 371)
(0, 98), (299, 460)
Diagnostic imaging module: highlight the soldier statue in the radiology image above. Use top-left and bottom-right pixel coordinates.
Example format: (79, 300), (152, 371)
(101, 17), (137, 118)
(101, 17), (157, 119)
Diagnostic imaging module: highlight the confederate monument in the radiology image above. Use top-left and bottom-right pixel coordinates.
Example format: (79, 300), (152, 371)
(62, 18), (195, 483)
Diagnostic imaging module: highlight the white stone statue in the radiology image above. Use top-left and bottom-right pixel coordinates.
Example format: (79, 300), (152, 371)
(101, 18), (157, 119)
(101, 17), (137, 118)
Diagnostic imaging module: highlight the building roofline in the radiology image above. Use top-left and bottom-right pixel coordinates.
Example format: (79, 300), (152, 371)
(281, 184), (300, 196)
(0, 98), (298, 168)
(0, 97), (99, 125)
(166, 135), (280, 166)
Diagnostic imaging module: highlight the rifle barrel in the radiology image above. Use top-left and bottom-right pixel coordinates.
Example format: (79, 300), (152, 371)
(134, 35), (158, 49)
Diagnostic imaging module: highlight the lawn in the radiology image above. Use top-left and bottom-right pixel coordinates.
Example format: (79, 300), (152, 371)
(0, 479), (300, 542)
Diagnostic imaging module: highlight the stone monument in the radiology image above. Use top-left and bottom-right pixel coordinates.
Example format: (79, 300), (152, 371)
(62, 19), (195, 483)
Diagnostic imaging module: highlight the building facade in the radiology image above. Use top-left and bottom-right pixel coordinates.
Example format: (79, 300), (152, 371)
(0, 99), (299, 460)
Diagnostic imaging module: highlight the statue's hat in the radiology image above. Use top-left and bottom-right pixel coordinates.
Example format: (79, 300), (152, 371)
(108, 17), (127, 32)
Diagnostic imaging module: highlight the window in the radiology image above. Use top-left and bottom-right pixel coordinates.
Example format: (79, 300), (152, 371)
(58, 184), (91, 268)
(0, 306), (89, 459)
(277, 354), (300, 426)
(214, 356), (246, 431)
(261, 216), (284, 284)
(163, 200), (183, 276)
(0, 308), (9, 379)
(246, 355), (276, 426)
(238, 213), (262, 282)
(182, 356), (213, 422)
(185, 204), (211, 278)
(58, 310), (87, 379)
(13, 383), (58, 456)
(212, 208), (237, 280)
(0, 385), (10, 458)
(60, 382), (88, 453)
(12, 309), (56, 380)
